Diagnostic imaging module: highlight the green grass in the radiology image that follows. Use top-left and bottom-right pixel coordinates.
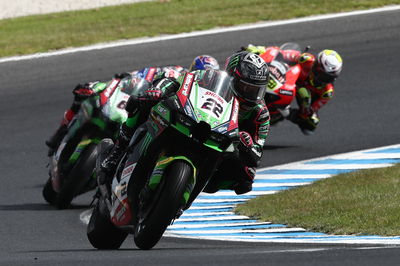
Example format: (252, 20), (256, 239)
(235, 164), (400, 236)
(1, 0), (400, 57)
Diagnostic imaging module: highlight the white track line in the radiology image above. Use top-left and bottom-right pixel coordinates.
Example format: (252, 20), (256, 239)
(1, 5), (400, 64)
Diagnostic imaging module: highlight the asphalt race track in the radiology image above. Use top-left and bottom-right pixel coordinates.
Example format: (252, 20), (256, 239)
(1, 8), (400, 266)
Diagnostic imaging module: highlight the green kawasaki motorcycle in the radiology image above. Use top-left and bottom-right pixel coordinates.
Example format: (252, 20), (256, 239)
(87, 69), (240, 250)
(43, 77), (142, 209)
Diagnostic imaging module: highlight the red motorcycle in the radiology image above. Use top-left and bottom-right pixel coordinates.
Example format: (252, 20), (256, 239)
(260, 43), (304, 125)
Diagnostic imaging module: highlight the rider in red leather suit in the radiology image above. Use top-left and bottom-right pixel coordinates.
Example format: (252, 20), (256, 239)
(246, 44), (343, 135)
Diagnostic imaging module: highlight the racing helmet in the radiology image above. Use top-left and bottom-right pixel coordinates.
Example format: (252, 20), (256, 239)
(189, 55), (220, 71)
(311, 50), (343, 86)
(225, 51), (269, 104)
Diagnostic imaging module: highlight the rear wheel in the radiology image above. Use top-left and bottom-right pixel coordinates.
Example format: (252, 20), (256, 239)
(55, 143), (98, 209)
(87, 198), (128, 249)
(134, 160), (193, 250)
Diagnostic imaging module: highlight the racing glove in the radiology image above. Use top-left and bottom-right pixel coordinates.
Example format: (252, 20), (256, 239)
(72, 82), (97, 101)
(145, 86), (163, 100)
(239, 131), (253, 147)
(297, 52), (314, 64)
(237, 131), (260, 167)
(244, 44), (266, 55)
(234, 166), (256, 195)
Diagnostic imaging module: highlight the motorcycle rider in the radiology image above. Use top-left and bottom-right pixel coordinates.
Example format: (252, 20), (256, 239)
(245, 44), (343, 135)
(45, 55), (219, 155)
(98, 51), (270, 196)
(189, 54), (220, 72)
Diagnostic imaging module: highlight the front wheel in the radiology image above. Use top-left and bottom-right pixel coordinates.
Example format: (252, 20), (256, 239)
(55, 143), (98, 209)
(87, 198), (128, 249)
(134, 160), (193, 250)
(42, 176), (57, 204)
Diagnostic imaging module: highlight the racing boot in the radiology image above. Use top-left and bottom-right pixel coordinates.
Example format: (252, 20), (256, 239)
(98, 124), (133, 199)
(46, 108), (77, 156)
(45, 124), (68, 156)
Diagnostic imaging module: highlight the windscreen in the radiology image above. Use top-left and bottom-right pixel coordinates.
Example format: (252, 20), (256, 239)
(196, 69), (234, 103)
(120, 77), (152, 97)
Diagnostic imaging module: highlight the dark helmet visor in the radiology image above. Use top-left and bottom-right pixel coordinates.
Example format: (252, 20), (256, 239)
(233, 78), (266, 102)
(312, 65), (336, 86)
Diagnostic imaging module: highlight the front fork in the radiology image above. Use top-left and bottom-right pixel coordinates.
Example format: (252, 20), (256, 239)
(68, 138), (101, 164)
(145, 156), (197, 207)
(109, 155), (196, 227)
(52, 137), (100, 192)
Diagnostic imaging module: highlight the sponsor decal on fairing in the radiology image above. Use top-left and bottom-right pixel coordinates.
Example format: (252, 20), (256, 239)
(227, 98), (239, 131)
(157, 105), (167, 116)
(279, 89), (293, 96)
(177, 73), (195, 106)
(100, 79), (120, 105)
(196, 86), (229, 121)
(121, 163), (136, 180)
(111, 176), (133, 226)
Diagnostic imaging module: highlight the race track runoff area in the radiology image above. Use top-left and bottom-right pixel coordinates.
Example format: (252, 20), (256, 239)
(164, 144), (400, 244)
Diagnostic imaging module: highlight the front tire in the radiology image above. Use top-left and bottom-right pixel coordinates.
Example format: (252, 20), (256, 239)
(87, 198), (128, 249)
(42, 176), (57, 204)
(55, 143), (98, 209)
(134, 160), (193, 250)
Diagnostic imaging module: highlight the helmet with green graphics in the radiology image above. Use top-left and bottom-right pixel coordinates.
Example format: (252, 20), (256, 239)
(225, 51), (269, 104)
(311, 49), (343, 86)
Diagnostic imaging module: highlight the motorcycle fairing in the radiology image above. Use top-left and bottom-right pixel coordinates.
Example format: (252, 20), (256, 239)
(110, 130), (154, 226)
(110, 168), (133, 226)
(176, 72), (195, 107)
(99, 79), (120, 105)
(101, 88), (130, 124)
(266, 60), (300, 108)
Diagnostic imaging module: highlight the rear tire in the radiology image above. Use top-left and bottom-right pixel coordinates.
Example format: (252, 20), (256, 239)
(87, 198), (128, 249)
(55, 143), (98, 209)
(134, 160), (193, 250)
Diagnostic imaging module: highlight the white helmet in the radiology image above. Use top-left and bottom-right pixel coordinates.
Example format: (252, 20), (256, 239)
(312, 50), (343, 85)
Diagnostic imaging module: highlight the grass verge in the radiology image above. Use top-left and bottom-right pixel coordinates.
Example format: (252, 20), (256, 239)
(235, 164), (400, 236)
(1, 0), (400, 57)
